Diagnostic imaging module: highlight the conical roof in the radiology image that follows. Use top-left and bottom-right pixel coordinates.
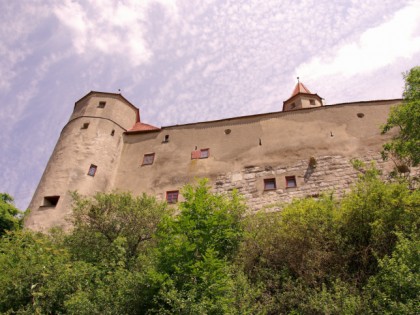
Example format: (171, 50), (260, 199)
(290, 82), (312, 97)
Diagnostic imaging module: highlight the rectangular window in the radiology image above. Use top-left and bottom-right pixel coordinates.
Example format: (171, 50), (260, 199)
(43, 196), (60, 207)
(309, 99), (316, 105)
(200, 148), (209, 159)
(142, 153), (155, 165)
(166, 191), (179, 204)
(264, 178), (276, 190)
(88, 164), (97, 176)
(191, 148), (210, 159)
(286, 176), (297, 188)
(98, 101), (106, 108)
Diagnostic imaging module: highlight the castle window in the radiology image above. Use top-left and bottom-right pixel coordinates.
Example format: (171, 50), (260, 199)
(191, 148), (210, 159)
(309, 99), (316, 105)
(290, 103), (296, 109)
(88, 164), (97, 176)
(286, 176), (297, 188)
(163, 135), (169, 143)
(111, 129), (115, 136)
(166, 191), (179, 204)
(81, 122), (89, 129)
(200, 149), (209, 159)
(142, 153), (155, 165)
(264, 178), (276, 191)
(98, 101), (106, 108)
(43, 196), (60, 207)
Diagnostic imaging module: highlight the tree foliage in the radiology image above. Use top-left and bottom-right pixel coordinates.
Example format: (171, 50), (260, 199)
(382, 66), (420, 168)
(0, 193), (22, 236)
(0, 172), (418, 314)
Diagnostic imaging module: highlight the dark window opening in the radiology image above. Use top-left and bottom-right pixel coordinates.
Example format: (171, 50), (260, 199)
(264, 178), (276, 191)
(98, 101), (106, 108)
(286, 176), (297, 188)
(111, 129), (115, 136)
(88, 164), (97, 177)
(309, 99), (316, 105)
(290, 103), (296, 109)
(142, 153), (155, 165)
(163, 135), (169, 143)
(81, 122), (89, 129)
(166, 191), (179, 204)
(224, 129), (231, 134)
(357, 113), (365, 118)
(43, 196), (60, 207)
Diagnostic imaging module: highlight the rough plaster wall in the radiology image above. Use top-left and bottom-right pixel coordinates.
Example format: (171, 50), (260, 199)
(114, 101), (400, 202)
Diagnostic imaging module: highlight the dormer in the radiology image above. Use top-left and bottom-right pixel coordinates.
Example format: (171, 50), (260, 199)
(282, 80), (323, 111)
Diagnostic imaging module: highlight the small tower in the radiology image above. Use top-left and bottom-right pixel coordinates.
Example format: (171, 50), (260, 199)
(283, 79), (323, 111)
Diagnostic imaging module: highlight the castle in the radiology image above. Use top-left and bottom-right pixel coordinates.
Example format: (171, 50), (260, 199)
(26, 82), (401, 231)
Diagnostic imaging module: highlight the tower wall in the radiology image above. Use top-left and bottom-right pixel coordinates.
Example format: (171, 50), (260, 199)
(26, 93), (138, 231)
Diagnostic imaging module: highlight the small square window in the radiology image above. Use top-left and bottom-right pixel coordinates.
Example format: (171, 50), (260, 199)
(286, 176), (297, 188)
(142, 153), (155, 165)
(166, 191), (179, 204)
(81, 122), (89, 129)
(309, 99), (316, 105)
(264, 178), (276, 191)
(98, 101), (106, 108)
(88, 164), (97, 177)
(43, 196), (60, 207)
(200, 149), (209, 159)
(290, 103), (296, 109)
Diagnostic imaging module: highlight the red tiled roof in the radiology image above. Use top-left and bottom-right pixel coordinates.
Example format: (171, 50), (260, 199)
(291, 82), (312, 97)
(127, 122), (160, 133)
(125, 108), (160, 133)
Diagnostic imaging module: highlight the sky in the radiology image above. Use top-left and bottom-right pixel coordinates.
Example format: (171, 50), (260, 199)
(1, 0), (419, 210)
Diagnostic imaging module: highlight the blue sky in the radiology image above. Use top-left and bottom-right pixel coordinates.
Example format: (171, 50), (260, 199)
(1, 0), (419, 210)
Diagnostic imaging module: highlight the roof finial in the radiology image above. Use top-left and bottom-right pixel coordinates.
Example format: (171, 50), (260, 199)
(297, 76), (300, 83)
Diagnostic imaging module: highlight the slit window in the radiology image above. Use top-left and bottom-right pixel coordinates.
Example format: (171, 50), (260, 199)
(166, 191), (179, 204)
(286, 176), (297, 188)
(43, 196), (60, 207)
(264, 178), (276, 191)
(111, 129), (115, 136)
(142, 153), (155, 165)
(81, 122), (89, 129)
(98, 101), (106, 108)
(88, 164), (97, 177)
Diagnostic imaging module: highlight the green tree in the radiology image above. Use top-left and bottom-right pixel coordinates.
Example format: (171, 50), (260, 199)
(67, 191), (168, 267)
(0, 193), (22, 236)
(365, 233), (420, 314)
(144, 179), (250, 314)
(382, 66), (420, 170)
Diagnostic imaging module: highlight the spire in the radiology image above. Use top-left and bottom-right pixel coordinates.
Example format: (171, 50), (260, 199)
(290, 81), (312, 97)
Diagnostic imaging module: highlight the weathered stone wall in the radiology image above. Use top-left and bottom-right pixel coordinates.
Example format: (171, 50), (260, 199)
(214, 153), (393, 212)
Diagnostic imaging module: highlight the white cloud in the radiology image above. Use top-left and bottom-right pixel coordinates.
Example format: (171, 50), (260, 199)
(295, 1), (420, 81)
(52, 0), (178, 66)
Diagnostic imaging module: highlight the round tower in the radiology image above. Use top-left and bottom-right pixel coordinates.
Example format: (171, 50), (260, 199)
(26, 91), (139, 231)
